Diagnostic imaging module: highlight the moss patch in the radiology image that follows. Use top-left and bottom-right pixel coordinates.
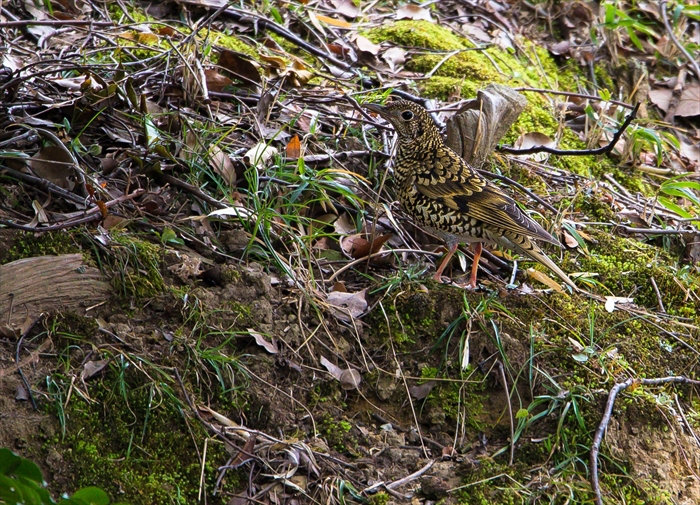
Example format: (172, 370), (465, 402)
(109, 232), (165, 301)
(47, 367), (238, 504)
(3, 231), (79, 263)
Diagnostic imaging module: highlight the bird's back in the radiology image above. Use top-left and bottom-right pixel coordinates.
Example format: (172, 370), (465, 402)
(393, 136), (559, 248)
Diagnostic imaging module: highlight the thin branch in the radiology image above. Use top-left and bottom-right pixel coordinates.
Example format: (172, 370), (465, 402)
(500, 103), (640, 156)
(590, 375), (700, 505)
(323, 248), (441, 283)
(0, 19), (114, 27)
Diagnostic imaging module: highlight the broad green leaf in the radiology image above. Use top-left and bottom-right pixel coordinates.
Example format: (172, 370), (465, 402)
(658, 196), (694, 218)
(69, 487), (110, 505)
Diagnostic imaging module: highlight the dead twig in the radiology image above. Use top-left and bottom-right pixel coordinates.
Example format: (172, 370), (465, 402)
(500, 103), (640, 156)
(323, 248), (441, 284)
(0, 189), (146, 231)
(590, 375), (700, 505)
(649, 277), (666, 313)
(0, 19), (114, 27)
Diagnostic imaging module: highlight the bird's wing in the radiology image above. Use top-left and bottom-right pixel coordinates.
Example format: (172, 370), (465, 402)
(413, 149), (559, 245)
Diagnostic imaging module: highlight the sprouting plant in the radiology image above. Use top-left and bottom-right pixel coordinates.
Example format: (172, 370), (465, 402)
(655, 174), (700, 224)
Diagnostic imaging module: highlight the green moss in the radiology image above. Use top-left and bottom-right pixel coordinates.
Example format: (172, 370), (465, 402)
(319, 415), (355, 452)
(366, 21), (468, 51)
(409, 51), (503, 83)
(47, 366), (238, 505)
(575, 228), (698, 315)
(110, 232), (165, 300)
(367, 287), (444, 345)
(420, 76), (479, 100)
(4, 231), (78, 263)
(107, 3), (149, 23)
(368, 491), (390, 505)
(573, 193), (616, 221)
(211, 31), (257, 57)
(50, 313), (100, 348)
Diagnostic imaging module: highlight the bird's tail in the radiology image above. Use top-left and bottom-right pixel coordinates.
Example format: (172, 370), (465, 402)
(502, 234), (580, 292)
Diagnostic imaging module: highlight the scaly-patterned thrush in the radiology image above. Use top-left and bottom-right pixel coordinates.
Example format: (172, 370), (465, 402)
(365, 99), (578, 291)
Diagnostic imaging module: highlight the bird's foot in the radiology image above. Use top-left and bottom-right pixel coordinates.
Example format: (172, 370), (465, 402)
(432, 273), (450, 284)
(433, 274), (479, 289)
(453, 281), (478, 290)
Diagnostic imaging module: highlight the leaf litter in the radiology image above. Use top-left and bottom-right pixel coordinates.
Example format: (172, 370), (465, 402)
(0, 0), (699, 503)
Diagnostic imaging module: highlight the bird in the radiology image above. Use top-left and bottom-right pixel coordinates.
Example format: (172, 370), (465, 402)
(364, 99), (578, 291)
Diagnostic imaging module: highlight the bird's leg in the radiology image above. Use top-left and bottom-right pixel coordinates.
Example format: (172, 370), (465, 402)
(468, 242), (483, 289)
(433, 241), (459, 281)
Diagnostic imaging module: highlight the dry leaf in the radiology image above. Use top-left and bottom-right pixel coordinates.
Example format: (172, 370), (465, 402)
(248, 328), (279, 354)
(258, 53), (287, 70)
(326, 289), (367, 321)
(562, 230), (579, 248)
(330, 0), (359, 18)
(354, 35), (380, 55)
(27, 145), (77, 190)
(288, 61), (314, 86)
(334, 213), (357, 235)
(339, 369), (361, 390)
(286, 135), (301, 158)
(204, 69), (233, 92)
(244, 143), (279, 169)
(649, 88), (672, 112)
(210, 145), (236, 184)
(526, 269), (564, 292)
(229, 435), (257, 468)
(320, 356), (343, 379)
(382, 46), (406, 72)
(680, 140), (700, 163)
(320, 356), (361, 390)
(514, 132), (555, 150)
(396, 4), (433, 22)
(81, 359), (109, 380)
(308, 11), (328, 36)
(340, 233), (392, 259)
(409, 380), (437, 400)
(676, 84), (700, 117)
(514, 132), (555, 162)
(315, 14), (352, 28)
(218, 49), (261, 85)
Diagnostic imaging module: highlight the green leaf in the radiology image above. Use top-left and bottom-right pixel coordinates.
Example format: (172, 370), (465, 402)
(627, 29), (644, 51)
(0, 448), (21, 475)
(159, 227), (183, 246)
(660, 187), (700, 207)
(14, 458), (45, 485)
(516, 408), (529, 419)
(70, 487), (110, 505)
(657, 196), (694, 219)
(661, 181), (700, 192)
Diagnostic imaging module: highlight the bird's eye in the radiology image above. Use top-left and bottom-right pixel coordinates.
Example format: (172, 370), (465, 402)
(401, 110), (414, 121)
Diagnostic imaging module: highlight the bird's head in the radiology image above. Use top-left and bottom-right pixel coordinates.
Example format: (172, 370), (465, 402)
(365, 100), (440, 146)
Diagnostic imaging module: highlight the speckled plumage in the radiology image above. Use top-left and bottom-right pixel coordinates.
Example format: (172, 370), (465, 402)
(366, 99), (578, 290)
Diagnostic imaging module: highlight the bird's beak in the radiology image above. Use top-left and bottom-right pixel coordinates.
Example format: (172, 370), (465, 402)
(364, 103), (388, 118)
